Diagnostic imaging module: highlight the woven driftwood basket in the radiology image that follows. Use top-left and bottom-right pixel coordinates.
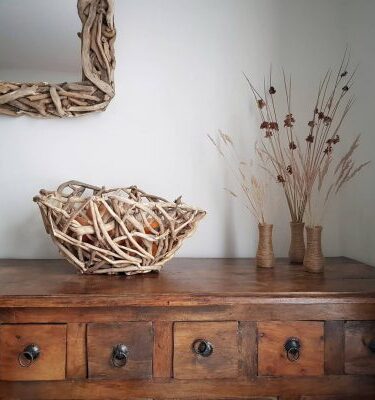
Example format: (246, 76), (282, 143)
(34, 181), (206, 275)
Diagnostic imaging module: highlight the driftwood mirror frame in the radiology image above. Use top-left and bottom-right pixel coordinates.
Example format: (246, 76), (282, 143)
(0, 0), (116, 118)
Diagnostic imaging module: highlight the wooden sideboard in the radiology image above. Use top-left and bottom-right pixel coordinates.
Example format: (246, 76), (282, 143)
(0, 257), (374, 399)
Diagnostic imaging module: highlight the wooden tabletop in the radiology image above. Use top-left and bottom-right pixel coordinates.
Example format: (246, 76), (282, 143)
(0, 258), (374, 307)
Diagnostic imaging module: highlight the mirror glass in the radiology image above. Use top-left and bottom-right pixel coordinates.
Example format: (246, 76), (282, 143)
(0, 0), (81, 83)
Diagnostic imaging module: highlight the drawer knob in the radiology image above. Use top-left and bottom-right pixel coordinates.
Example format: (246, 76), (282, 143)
(192, 339), (213, 357)
(18, 344), (40, 368)
(368, 339), (375, 353)
(284, 337), (301, 362)
(111, 344), (129, 368)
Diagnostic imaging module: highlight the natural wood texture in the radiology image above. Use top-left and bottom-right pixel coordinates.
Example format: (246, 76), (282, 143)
(301, 397), (375, 400)
(173, 321), (239, 379)
(87, 322), (153, 379)
(0, 258), (374, 399)
(66, 323), (87, 379)
(344, 321), (375, 374)
(258, 321), (324, 376)
(324, 321), (344, 375)
(153, 321), (173, 378)
(1, 376), (375, 399)
(2, 302), (375, 324)
(0, 324), (66, 381)
(33, 181), (205, 275)
(0, 0), (116, 118)
(0, 258), (374, 308)
(238, 321), (258, 377)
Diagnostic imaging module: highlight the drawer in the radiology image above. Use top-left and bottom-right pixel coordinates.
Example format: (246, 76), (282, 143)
(301, 397), (375, 400)
(345, 321), (375, 374)
(87, 322), (153, 379)
(173, 321), (239, 379)
(0, 324), (66, 381)
(258, 321), (324, 376)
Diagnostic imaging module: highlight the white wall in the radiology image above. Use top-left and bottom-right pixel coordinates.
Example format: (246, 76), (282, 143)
(0, 0), (373, 263)
(339, 0), (375, 266)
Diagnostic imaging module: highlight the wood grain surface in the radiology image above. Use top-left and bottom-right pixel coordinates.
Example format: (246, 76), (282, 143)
(258, 321), (324, 376)
(0, 258), (374, 399)
(87, 322), (153, 380)
(0, 324), (66, 381)
(0, 258), (374, 308)
(345, 321), (375, 374)
(173, 321), (239, 379)
(1, 376), (375, 399)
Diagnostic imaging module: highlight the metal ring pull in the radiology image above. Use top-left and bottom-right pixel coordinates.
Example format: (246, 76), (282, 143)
(192, 339), (214, 357)
(111, 344), (129, 368)
(284, 338), (301, 362)
(18, 344), (40, 368)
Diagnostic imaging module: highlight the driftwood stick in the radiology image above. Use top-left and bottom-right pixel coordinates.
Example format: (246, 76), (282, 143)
(0, 82), (20, 93)
(106, 0), (115, 30)
(95, 13), (111, 81)
(90, 15), (105, 69)
(81, 0), (115, 98)
(8, 100), (34, 113)
(0, 86), (37, 105)
(0, 106), (18, 116)
(50, 86), (65, 117)
(18, 98), (47, 116)
(27, 93), (51, 101)
(0, 0), (116, 118)
(64, 83), (96, 93)
(57, 87), (101, 102)
(69, 98), (89, 106)
(67, 101), (109, 112)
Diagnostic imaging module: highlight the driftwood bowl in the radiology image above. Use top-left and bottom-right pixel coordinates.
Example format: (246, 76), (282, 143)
(33, 181), (206, 275)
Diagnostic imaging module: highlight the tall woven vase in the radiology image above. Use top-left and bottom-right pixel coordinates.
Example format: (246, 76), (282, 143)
(303, 225), (324, 273)
(289, 222), (305, 264)
(256, 223), (274, 268)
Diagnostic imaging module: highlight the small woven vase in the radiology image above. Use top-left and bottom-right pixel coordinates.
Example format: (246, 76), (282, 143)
(288, 222), (305, 264)
(256, 223), (274, 268)
(303, 225), (324, 273)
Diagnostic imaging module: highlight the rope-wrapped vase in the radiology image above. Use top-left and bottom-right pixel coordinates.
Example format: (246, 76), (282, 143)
(303, 225), (324, 273)
(289, 222), (305, 264)
(256, 223), (274, 268)
(34, 181), (206, 275)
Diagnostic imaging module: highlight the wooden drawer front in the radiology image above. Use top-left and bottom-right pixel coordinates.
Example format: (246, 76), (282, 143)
(258, 321), (324, 376)
(301, 397), (375, 400)
(345, 321), (375, 374)
(87, 322), (153, 379)
(173, 321), (239, 379)
(0, 324), (66, 381)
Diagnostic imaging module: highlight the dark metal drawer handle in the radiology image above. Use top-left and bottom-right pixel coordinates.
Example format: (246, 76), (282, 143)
(111, 344), (129, 368)
(284, 337), (301, 362)
(18, 344), (40, 368)
(192, 339), (213, 357)
(368, 339), (375, 353)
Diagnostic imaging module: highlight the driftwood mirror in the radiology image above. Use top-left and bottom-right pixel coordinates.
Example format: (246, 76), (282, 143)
(0, 0), (116, 118)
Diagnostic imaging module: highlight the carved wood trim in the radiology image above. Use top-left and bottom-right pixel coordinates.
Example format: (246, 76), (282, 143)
(0, 0), (116, 118)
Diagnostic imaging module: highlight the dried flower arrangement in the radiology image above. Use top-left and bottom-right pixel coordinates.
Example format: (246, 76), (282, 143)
(245, 50), (370, 270)
(208, 131), (274, 268)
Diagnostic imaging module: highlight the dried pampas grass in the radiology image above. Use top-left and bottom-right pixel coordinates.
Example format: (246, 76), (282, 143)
(208, 130), (268, 224)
